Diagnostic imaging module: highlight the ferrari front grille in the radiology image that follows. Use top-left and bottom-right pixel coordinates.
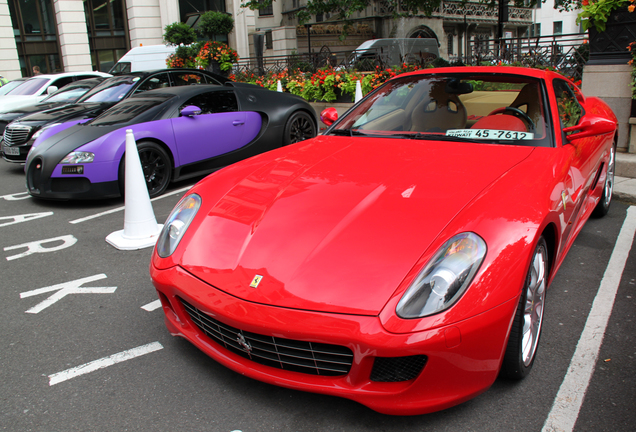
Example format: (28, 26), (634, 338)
(370, 355), (428, 382)
(179, 298), (354, 376)
(3, 124), (32, 146)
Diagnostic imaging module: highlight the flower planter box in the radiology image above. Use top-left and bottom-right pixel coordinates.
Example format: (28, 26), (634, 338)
(588, 6), (636, 65)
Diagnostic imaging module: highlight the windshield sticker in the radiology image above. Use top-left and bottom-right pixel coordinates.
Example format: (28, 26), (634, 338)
(446, 129), (534, 140)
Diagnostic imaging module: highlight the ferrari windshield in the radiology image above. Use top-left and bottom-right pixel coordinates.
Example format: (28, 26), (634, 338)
(332, 73), (552, 147)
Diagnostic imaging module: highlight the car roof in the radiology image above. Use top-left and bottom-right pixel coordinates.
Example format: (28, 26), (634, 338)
(127, 83), (229, 100)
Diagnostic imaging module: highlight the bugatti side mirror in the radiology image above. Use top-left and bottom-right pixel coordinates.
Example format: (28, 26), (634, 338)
(181, 105), (202, 117)
(563, 115), (616, 142)
(46, 86), (58, 95)
(321, 107), (338, 126)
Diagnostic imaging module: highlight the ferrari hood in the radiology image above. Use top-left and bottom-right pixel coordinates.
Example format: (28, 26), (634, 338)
(181, 136), (535, 316)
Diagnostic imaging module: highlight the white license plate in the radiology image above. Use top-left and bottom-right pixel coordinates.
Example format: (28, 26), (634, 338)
(3, 145), (19, 156)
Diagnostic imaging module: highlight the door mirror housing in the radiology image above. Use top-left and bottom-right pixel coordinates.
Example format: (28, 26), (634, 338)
(181, 105), (202, 117)
(321, 107), (338, 126)
(563, 114), (616, 142)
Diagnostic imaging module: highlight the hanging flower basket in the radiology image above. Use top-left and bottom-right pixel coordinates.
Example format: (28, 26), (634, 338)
(195, 41), (239, 76)
(584, 4), (636, 64)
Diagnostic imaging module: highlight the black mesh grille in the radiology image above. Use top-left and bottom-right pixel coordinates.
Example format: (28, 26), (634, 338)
(370, 355), (427, 382)
(180, 298), (353, 376)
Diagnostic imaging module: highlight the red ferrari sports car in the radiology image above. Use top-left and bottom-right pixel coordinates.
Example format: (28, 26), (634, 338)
(150, 67), (617, 415)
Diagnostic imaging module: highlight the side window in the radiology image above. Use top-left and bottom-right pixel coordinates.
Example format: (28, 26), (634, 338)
(553, 79), (583, 128)
(180, 90), (238, 115)
(49, 77), (75, 90)
(202, 74), (222, 85)
(76, 74), (99, 81)
(171, 72), (205, 86)
(135, 73), (170, 94)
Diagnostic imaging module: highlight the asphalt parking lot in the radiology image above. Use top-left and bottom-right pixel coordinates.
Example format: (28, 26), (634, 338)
(1, 161), (634, 432)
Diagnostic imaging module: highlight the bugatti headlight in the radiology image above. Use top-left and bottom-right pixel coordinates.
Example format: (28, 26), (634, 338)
(156, 194), (201, 258)
(61, 151), (94, 164)
(396, 232), (486, 319)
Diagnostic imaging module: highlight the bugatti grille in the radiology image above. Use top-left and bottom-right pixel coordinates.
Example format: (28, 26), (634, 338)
(180, 298), (354, 376)
(3, 125), (32, 146)
(370, 355), (428, 382)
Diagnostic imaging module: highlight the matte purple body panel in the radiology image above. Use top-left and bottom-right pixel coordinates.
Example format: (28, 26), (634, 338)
(172, 112), (261, 165)
(49, 112), (263, 184)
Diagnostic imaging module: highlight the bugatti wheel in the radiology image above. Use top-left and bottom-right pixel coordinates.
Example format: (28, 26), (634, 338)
(118, 141), (172, 198)
(283, 111), (316, 145)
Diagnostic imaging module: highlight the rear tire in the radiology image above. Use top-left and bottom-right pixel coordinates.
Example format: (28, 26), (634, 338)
(500, 237), (548, 380)
(592, 144), (615, 218)
(283, 111), (316, 145)
(118, 141), (171, 198)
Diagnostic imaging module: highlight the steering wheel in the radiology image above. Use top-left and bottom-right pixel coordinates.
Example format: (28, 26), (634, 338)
(488, 107), (535, 132)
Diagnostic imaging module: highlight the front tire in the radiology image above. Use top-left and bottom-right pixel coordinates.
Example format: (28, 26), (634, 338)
(118, 141), (171, 198)
(283, 111), (316, 145)
(592, 144), (615, 218)
(500, 237), (548, 379)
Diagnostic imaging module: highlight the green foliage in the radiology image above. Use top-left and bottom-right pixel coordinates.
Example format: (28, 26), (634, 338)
(198, 11), (234, 40)
(163, 22), (197, 46)
(577, 0), (631, 32)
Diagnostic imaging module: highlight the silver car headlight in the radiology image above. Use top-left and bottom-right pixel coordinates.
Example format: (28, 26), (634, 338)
(156, 194), (201, 258)
(396, 232), (487, 319)
(61, 151), (95, 164)
(32, 123), (61, 140)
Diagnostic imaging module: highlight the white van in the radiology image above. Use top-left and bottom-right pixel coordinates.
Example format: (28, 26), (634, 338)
(109, 45), (177, 74)
(351, 38), (439, 68)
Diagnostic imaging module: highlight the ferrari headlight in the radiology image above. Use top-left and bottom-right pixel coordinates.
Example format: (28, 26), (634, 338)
(61, 151), (94, 164)
(396, 232), (486, 319)
(32, 123), (61, 140)
(156, 194), (201, 258)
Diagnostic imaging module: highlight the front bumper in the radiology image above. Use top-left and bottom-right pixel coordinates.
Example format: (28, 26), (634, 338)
(1, 139), (30, 163)
(151, 263), (517, 415)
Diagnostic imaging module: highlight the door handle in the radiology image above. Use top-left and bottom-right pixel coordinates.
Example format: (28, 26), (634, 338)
(232, 120), (244, 126)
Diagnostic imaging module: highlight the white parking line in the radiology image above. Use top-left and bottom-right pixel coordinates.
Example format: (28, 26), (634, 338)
(141, 299), (162, 311)
(542, 206), (636, 432)
(48, 342), (163, 386)
(69, 186), (192, 224)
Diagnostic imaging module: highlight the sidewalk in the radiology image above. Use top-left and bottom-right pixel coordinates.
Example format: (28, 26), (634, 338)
(615, 152), (636, 205)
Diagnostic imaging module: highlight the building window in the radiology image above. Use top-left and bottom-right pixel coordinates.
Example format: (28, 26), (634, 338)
(179, 0), (226, 23)
(553, 21), (563, 35)
(447, 34), (454, 55)
(530, 23), (541, 37)
(83, 0), (129, 72)
(7, 0), (61, 75)
(265, 30), (273, 50)
(258, 1), (273, 16)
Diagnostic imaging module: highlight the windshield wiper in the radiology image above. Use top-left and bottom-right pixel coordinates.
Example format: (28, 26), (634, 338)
(328, 129), (367, 137)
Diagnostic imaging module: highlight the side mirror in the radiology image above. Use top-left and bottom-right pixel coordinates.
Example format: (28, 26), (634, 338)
(563, 115), (616, 142)
(320, 107), (338, 126)
(181, 105), (202, 117)
(46, 86), (58, 95)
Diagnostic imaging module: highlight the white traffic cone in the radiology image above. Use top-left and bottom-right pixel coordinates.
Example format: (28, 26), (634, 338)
(106, 129), (163, 250)
(277, 80), (283, 92)
(355, 80), (363, 103)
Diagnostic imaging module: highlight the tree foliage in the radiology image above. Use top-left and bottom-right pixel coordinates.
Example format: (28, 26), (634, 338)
(164, 22), (198, 46)
(198, 11), (235, 41)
